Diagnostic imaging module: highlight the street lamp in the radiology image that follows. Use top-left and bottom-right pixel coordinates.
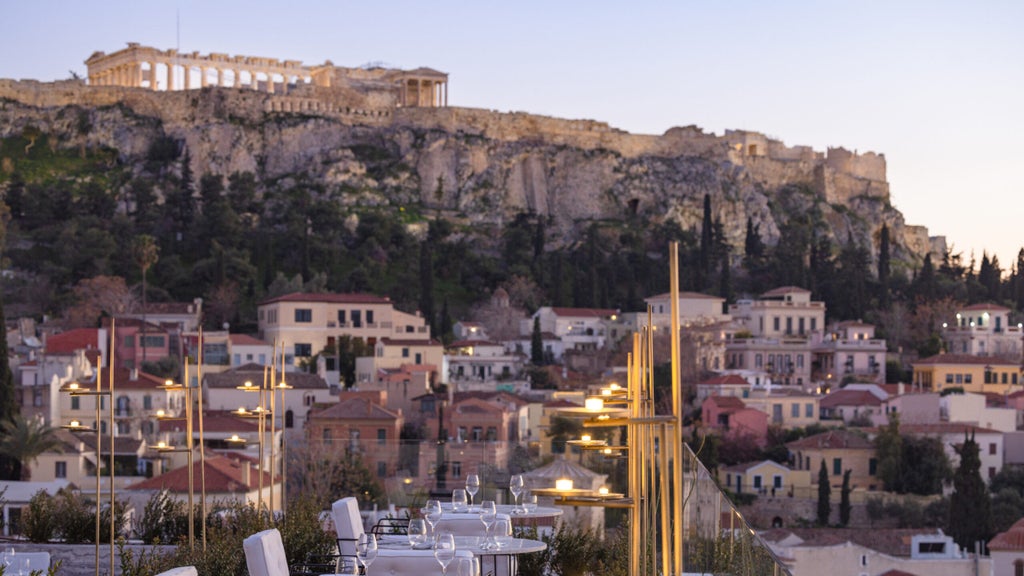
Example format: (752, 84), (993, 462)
(152, 373), (196, 551)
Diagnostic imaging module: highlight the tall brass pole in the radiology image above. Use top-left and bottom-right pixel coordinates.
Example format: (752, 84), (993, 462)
(627, 339), (639, 576)
(279, 341), (290, 516)
(669, 241), (684, 573)
(258, 365), (267, 513)
(269, 343), (277, 516)
(198, 329), (207, 551)
(94, 357), (101, 576)
(108, 320), (116, 576)
(186, 361), (194, 551)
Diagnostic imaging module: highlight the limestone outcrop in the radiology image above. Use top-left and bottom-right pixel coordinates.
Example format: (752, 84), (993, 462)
(0, 79), (943, 271)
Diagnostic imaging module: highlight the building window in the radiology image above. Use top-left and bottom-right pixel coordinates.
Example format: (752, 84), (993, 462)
(990, 443), (997, 455)
(833, 458), (842, 476)
(798, 318), (805, 334)
(790, 404), (799, 418)
(796, 354), (804, 368)
(377, 462), (387, 477)
(755, 354), (763, 368)
(486, 427), (497, 441)
(338, 310), (346, 325)
(1014, 559), (1024, 576)
(143, 395), (152, 410)
(285, 410), (294, 428)
(811, 318), (817, 331)
(451, 461), (462, 479)
(869, 458), (877, 475)
(124, 335), (135, 348)
(322, 428), (332, 445)
(55, 461), (67, 479)
(773, 317), (780, 331)
(71, 396), (80, 410)
(472, 427), (482, 441)
(377, 429), (387, 445)
(352, 310), (362, 328)
(141, 335), (165, 348)
(805, 403), (813, 418)
(294, 343), (312, 357)
(773, 475), (782, 488)
(142, 421), (153, 435)
(117, 421), (130, 435)
(366, 310), (375, 325)
(415, 353), (422, 364)
(32, 387), (42, 407)
(402, 348), (409, 358)
(965, 374), (972, 384)
(295, 309), (312, 323)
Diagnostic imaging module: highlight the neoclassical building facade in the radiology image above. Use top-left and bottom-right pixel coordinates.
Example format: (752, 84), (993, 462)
(84, 42), (448, 108)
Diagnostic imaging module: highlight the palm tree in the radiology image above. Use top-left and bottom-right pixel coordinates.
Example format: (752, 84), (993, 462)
(131, 234), (160, 364)
(0, 415), (61, 481)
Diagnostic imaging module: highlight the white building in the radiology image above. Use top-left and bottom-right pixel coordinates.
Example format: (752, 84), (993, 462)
(943, 302), (1023, 360)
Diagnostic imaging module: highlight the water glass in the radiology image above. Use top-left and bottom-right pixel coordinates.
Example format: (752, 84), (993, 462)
(452, 488), (468, 512)
(523, 492), (538, 513)
(334, 557), (360, 575)
(408, 518), (428, 548)
(492, 513), (513, 549)
(434, 531), (457, 575)
(355, 533), (377, 572)
(466, 474), (481, 509)
(456, 556), (480, 576)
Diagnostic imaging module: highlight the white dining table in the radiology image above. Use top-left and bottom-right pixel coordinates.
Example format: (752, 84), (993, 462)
(439, 503), (563, 521)
(374, 535), (546, 576)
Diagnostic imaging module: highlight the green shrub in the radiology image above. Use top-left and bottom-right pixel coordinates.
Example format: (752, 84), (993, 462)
(22, 490), (58, 542)
(135, 490), (189, 544)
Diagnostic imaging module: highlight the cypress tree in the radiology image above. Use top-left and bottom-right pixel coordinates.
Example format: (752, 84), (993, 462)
(949, 431), (992, 552)
(699, 194), (713, 290)
(817, 459), (831, 526)
(530, 317), (544, 366)
(839, 469), (852, 526)
(878, 224), (891, 309)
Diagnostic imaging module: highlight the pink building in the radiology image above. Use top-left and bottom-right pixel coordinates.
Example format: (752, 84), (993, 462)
(702, 396), (769, 444)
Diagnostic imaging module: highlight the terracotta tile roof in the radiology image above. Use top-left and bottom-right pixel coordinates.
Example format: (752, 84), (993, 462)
(961, 303), (1010, 312)
(760, 286), (810, 297)
(126, 455), (272, 493)
(549, 307), (618, 318)
(102, 317), (167, 331)
(161, 411), (259, 434)
(229, 334), (268, 346)
(898, 423), (1001, 435)
(760, 527), (934, 557)
(258, 292), (390, 306)
(45, 329), (102, 355)
(109, 368), (169, 390)
(705, 396), (746, 410)
(310, 397), (400, 421)
(913, 354), (1017, 367)
(819, 389), (882, 409)
(699, 375), (749, 386)
(74, 432), (144, 455)
(205, 364), (327, 390)
(543, 399), (580, 408)
(989, 518), (1024, 551)
(786, 429), (873, 450)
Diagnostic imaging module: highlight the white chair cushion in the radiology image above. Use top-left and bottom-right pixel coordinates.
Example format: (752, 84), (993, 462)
(154, 567), (198, 576)
(332, 497), (364, 556)
(435, 516), (488, 536)
(243, 528), (289, 576)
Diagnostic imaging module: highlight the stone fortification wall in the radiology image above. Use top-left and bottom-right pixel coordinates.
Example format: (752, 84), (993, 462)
(826, 146), (886, 182)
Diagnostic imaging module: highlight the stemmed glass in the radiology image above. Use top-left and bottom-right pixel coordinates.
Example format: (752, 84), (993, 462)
(355, 533), (377, 575)
(423, 499), (443, 536)
(465, 474), (480, 510)
(433, 531), (457, 576)
(456, 556), (480, 576)
(492, 514), (512, 550)
(408, 518), (428, 548)
(509, 474), (525, 514)
(478, 500), (497, 550)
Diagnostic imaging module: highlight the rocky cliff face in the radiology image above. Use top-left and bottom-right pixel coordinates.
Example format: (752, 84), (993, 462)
(0, 80), (940, 271)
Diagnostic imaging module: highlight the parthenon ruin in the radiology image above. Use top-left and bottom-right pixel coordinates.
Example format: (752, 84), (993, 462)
(84, 42), (448, 108)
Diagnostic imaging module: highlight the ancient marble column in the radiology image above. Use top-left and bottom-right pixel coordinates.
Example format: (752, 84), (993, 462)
(166, 62), (174, 91)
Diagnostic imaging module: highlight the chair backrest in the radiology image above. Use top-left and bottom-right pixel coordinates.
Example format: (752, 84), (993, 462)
(367, 549), (473, 576)
(435, 515), (487, 536)
(332, 497), (365, 556)
(243, 528), (290, 576)
(154, 567), (199, 576)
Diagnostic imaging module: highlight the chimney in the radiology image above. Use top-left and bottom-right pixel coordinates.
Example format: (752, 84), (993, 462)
(242, 462), (251, 487)
(130, 368), (138, 381)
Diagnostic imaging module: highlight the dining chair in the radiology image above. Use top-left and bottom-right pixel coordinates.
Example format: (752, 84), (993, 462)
(332, 497), (364, 558)
(243, 528), (291, 576)
(435, 515), (489, 536)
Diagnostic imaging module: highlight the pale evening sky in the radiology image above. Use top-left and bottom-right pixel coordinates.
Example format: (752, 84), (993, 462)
(2, 1), (1022, 274)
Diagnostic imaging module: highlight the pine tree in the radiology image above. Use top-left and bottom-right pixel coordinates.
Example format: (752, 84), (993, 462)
(839, 469), (852, 526)
(817, 460), (831, 526)
(949, 431), (992, 552)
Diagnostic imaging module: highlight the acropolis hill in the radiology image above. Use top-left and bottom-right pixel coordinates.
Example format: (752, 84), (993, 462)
(0, 43), (943, 266)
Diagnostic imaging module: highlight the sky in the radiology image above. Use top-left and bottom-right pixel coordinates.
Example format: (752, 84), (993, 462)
(2, 0), (1022, 273)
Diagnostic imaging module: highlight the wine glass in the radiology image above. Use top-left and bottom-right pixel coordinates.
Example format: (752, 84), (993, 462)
(509, 474), (525, 514)
(478, 500), (497, 549)
(433, 531), (457, 576)
(355, 533), (377, 574)
(408, 518), (428, 548)
(423, 499), (443, 536)
(492, 514), (513, 549)
(523, 492), (538, 513)
(465, 474), (480, 510)
(334, 557), (360, 575)
(452, 488), (468, 512)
